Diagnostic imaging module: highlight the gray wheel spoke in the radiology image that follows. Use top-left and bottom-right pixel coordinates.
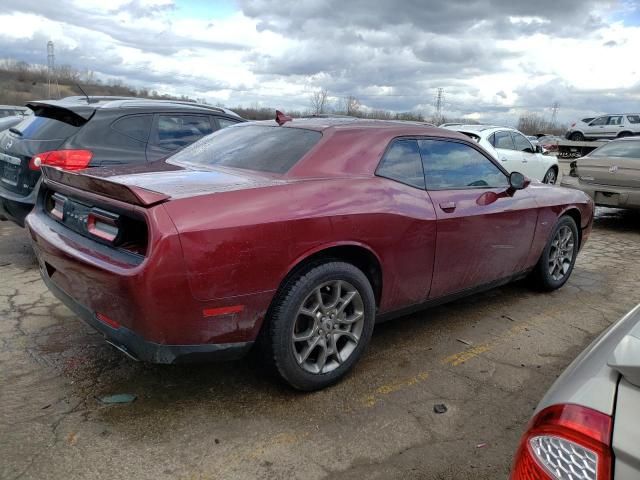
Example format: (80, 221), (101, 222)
(292, 279), (366, 375)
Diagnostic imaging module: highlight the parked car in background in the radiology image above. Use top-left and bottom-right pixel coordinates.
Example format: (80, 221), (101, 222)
(443, 125), (560, 184)
(0, 115), (25, 134)
(561, 136), (640, 210)
(0, 105), (31, 118)
(537, 135), (563, 155)
(510, 303), (640, 479)
(0, 96), (244, 226)
(26, 117), (593, 391)
(566, 114), (640, 141)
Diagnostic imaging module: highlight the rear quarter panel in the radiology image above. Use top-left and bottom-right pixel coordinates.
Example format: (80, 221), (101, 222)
(163, 176), (438, 314)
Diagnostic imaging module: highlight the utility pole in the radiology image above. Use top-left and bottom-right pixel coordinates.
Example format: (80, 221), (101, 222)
(46, 41), (61, 99)
(434, 88), (444, 124)
(550, 101), (559, 127)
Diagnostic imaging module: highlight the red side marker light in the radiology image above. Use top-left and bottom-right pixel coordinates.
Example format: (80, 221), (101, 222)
(203, 305), (244, 318)
(96, 312), (121, 329)
(275, 110), (292, 126)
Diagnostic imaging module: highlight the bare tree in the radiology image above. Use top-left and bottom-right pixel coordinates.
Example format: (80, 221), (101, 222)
(341, 95), (361, 116)
(310, 88), (329, 115)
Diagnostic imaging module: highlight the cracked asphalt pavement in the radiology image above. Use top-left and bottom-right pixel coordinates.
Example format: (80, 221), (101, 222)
(1, 207), (639, 480)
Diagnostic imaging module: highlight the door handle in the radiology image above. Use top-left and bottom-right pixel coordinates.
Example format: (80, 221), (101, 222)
(500, 157), (508, 162)
(439, 201), (456, 212)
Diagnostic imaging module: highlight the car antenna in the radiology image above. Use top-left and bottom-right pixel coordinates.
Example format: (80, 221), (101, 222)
(75, 83), (91, 103)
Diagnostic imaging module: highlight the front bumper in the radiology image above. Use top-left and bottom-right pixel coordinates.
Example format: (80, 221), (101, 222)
(561, 177), (640, 210)
(38, 259), (253, 363)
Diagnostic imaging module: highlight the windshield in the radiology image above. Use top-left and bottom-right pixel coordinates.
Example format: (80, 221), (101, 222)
(168, 124), (322, 174)
(589, 141), (640, 159)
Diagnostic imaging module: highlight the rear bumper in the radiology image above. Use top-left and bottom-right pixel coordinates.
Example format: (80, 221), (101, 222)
(0, 181), (38, 227)
(39, 268), (253, 363)
(560, 177), (640, 210)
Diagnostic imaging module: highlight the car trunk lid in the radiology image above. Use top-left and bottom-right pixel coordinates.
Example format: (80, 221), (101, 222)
(577, 155), (640, 188)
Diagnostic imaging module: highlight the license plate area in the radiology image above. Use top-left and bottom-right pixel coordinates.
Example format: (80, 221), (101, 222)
(0, 152), (22, 187)
(595, 191), (620, 206)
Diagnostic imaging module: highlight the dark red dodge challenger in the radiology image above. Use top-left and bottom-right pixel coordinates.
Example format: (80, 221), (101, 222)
(26, 117), (593, 390)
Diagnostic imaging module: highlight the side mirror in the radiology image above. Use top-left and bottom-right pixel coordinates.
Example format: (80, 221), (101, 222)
(509, 172), (528, 190)
(535, 145), (543, 153)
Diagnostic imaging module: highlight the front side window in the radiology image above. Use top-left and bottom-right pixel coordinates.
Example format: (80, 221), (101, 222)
(155, 115), (214, 150)
(493, 131), (515, 150)
(589, 141), (640, 158)
(512, 132), (533, 152)
(419, 139), (508, 190)
(589, 116), (607, 126)
(376, 139), (425, 189)
(168, 125), (322, 174)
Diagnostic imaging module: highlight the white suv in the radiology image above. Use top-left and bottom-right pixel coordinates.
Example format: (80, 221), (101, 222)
(442, 125), (560, 184)
(566, 114), (640, 141)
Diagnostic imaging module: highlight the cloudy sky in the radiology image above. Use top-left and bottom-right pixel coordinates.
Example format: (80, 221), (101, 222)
(1, 0), (640, 124)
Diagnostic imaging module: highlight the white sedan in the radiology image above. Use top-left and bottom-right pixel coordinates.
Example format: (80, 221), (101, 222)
(442, 125), (560, 184)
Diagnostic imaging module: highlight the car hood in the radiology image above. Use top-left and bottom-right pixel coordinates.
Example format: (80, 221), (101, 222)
(536, 303), (640, 416)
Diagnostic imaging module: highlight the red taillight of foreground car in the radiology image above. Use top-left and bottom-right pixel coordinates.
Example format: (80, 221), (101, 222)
(510, 404), (612, 480)
(29, 150), (93, 171)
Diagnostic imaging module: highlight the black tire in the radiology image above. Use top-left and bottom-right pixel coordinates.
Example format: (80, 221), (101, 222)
(265, 261), (375, 391)
(570, 132), (585, 141)
(617, 131), (633, 138)
(530, 216), (579, 291)
(542, 167), (558, 184)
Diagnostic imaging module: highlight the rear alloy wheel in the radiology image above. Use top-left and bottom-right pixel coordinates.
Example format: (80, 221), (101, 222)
(266, 262), (375, 391)
(570, 132), (585, 141)
(542, 167), (557, 184)
(531, 216), (579, 291)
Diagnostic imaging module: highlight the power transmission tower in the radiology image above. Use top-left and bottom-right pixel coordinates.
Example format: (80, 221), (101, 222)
(434, 88), (444, 124)
(46, 41), (60, 99)
(550, 101), (559, 127)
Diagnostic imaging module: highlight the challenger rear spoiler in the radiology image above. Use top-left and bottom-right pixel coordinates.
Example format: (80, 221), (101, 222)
(26, 100), (95, 126)
(41, 166), (170, 207)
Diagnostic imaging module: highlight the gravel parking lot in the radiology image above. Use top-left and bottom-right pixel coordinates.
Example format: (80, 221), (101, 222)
(1, 207), (639, 480)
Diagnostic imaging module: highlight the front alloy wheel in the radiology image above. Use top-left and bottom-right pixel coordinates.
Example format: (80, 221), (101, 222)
(548, 225), (575, 281)
(542, 168), (557, 184)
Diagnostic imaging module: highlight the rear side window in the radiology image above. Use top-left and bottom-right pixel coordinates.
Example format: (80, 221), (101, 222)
(420, 139), (508, 190)
(216, 117), (239, 129)
(493, 131), (515, 150)
(11, 115), (80, 140)
(155, 115), (214, 150)
(627, 115), (640, 124)
(112, 115), (152, 143)
(376, 139), (425, 189)
(168, 125), (322, 174)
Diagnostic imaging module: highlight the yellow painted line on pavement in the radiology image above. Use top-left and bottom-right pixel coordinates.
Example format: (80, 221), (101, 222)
(362, 371), (429, 407)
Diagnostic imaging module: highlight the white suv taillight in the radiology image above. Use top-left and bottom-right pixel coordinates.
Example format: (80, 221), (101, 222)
(510, 404), (612, 480)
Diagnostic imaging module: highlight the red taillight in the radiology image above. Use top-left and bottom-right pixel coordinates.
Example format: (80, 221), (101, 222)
(29, 150), (93, 171)
(510, 404), (612, 480)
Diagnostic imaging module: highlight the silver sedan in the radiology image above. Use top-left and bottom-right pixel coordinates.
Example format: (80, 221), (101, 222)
(510, 303), (640, 479)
